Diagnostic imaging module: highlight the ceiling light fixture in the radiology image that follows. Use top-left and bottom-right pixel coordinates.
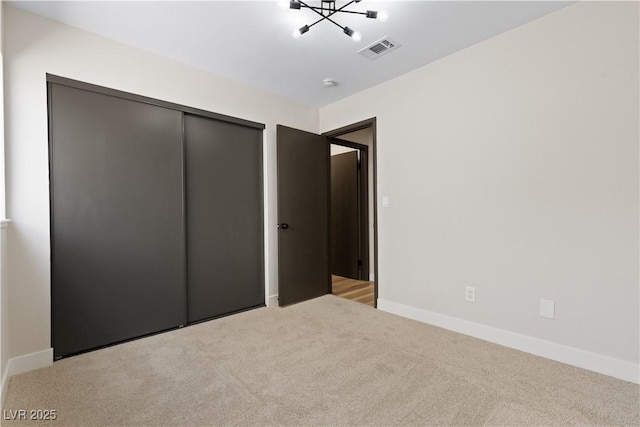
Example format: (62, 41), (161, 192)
(288, 0), (386, 41)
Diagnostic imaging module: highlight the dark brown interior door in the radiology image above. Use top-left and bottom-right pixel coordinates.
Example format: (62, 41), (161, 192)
(277, 125), (330, 306)
(331, 151), (360, 279)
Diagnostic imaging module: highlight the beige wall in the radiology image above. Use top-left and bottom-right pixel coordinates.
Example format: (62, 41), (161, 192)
(321, 1), (639, 373)
(2, 6), (317, 364)
(0, 0), (10, 400)
(0, 0), (4, 219)
(330, 145), (356, 156)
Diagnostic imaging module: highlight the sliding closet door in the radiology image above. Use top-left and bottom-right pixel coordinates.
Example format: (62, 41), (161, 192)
(50, 84), (186, 358)
(184, 114), (264, 323)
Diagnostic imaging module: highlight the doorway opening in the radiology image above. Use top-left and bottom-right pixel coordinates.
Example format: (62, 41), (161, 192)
(275, 118), (377, 308)
(324, 120), (377, 307)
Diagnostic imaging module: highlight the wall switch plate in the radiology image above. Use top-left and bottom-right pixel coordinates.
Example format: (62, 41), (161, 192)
(382, 196), (389, 208)
(540, 299), (555, 319)
(465, 286), (476, 303)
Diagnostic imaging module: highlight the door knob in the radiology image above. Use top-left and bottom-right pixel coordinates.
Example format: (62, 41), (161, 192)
(278, 223), (289, 230)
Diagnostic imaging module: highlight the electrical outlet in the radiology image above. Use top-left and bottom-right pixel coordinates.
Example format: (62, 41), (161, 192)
(465, 286), (476, 303)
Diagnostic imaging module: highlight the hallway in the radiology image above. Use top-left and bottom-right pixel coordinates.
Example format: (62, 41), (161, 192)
(331, 275), (374, 307)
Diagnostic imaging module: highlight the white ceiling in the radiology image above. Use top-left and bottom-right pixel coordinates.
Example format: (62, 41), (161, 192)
(8, 1), (573, 107)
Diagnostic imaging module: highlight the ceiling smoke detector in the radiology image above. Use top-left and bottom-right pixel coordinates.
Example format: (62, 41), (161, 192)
(323, 79), (337, 87)
(358, 36), (400, 60)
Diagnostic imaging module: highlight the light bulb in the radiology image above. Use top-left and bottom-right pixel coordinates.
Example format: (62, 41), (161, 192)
(277, 0), (289, 9)
(352, 31), (362, 42)
(378, 10), (389, 22)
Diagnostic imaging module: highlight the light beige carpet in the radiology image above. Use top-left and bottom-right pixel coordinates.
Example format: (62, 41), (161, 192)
(3, 295), (639, 426)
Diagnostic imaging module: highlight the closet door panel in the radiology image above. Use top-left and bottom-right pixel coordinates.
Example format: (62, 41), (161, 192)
(50, 84), (185, 358)
(185, 115), (264, 323)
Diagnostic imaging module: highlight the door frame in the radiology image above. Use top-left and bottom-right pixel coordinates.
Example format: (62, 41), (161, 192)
(329, 139), (368, 281)
(323, 118), (378, 307)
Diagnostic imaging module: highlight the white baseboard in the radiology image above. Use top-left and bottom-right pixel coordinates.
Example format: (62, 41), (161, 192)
(267, 294), (278, 307)
(1, 348), (53, 407)
(377, 299), (639, 384)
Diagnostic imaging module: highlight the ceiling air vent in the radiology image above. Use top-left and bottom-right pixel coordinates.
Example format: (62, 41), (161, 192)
(358, 36), (400, 60)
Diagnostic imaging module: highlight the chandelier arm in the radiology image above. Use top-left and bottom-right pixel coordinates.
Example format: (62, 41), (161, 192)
(297, 0), (329, 21)
(305, 6), (364, 16)
(323, 0), (360, 20)
(323, 15), (347, 31)
(298, 0), (362, 20)
(306, 16), (329, 30)
(333, 10), (368, 16)
(332, 1), (361, 14)
(302, 14), (346, 33)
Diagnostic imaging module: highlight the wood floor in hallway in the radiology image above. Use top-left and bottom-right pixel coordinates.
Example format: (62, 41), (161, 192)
(331, 275), (375, 307)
